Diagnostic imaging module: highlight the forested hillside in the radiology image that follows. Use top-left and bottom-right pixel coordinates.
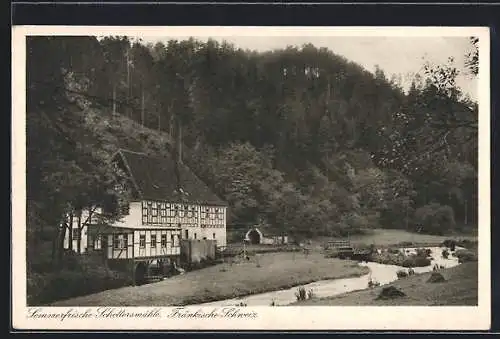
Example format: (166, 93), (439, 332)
(27, 36), (478, 258)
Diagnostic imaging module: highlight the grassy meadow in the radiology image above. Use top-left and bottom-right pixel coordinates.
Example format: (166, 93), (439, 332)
(292, 262), (478, 306)
(49, 251), (369, 306)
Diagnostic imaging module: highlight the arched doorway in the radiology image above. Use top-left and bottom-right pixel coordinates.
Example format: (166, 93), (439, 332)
(135, 262), (148, 285)
(247, 229), (261, 244)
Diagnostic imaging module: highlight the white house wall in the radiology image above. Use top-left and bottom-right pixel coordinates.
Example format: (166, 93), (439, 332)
(141, 201), (227, 248)
(114, 201), (143, 228)
(106, 233), (133, 259)
(141, 201), (200, 226)
(133, 229), (181, 258)
(64, 201), (227, 255)
(198, 206), (227, 248)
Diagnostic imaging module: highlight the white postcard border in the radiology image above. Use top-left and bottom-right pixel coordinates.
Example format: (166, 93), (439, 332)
(11, 25), (491, 331)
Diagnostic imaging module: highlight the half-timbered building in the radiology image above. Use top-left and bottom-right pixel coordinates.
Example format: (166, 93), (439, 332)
(62, 148), (227, 282)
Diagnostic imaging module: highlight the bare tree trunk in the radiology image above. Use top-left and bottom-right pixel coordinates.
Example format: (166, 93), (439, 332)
(406, 203), (409, 230)
(158, 111), (161, 132)
(464, 199), (468, 225)
(112, 84), (116, 115)
(141, 88), (145, 126)
(126, 50), (131, 118)
(169, 113), (175, 137)
(58, 225), (66, 265)
(77, 213), (82, 254)
(68, 213), (74, 251)
(78, 208), (95, 253)
(177, 119), (183, 164)
(58, 217), (69, 268)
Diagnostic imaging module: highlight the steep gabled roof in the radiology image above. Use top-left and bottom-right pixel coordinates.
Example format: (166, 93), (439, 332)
(113, 149), (227, 206)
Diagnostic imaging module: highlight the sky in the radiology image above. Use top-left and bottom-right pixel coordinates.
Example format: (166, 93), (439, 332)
(140, 35), (477, 101)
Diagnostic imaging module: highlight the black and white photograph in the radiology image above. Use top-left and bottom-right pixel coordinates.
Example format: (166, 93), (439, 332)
(12, 26), (490, 330)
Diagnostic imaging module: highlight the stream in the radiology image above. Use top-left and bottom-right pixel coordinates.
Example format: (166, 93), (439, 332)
(195, 246), (464, 307)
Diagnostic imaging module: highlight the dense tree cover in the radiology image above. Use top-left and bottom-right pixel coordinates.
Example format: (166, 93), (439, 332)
(26, 35), (479, 261)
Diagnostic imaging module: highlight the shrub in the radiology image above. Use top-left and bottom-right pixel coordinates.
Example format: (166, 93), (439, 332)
(402, 255), (431, 268)
(414, 203), (456, 235)
(388, 248), (400, 254)
(442, 250), (449, 259)
(338, 212), (370, 235)
(27, 251), (135, 305)
(427, 272), (446, 283)
(376, 286), (406, 300)
(27, 266), (132, 305)
(307, 289), (315, 300)
(368, 278), (380, 288)
(396, 270), (408, 279)
(416, 248), (432, 257)
(27, 272), (50, 305)
(456, 239), (476, 249)
(369, 252), (404, 266)
(442, 240), (457, 251)
(295, 286), (307, 301)
(455, 250), (478, 263)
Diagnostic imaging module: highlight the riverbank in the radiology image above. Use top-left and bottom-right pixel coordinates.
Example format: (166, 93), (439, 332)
(291, 261), (478, 306)
(337, 229), (477, 247)
(48, 252), (369, 306)
(306, 229), (477, 253)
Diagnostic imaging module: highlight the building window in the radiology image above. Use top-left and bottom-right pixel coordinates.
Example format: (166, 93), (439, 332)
(161, 234), (167, 248)
(213, 233), (216, 239)
(190, 206), (196, 217)
(178, 205), (186, 217)
(171, 234), (174, 243)
(174, 206), (179, 217)
(120, 203), (130, 215)
(185, 229), (189, 239)
(201, 208), (208, 219)
(143, 201), (161, 224)
(93, 234), (101, 249)
(194, 233), (197, 240)
(113, 234), (126, 249)
(151, 234), (157, 248)
(72, 228), (80, 241)
(139, 235), (146, 248)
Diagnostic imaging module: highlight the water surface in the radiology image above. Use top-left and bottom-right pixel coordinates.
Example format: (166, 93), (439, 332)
(196, 246), (462, 307)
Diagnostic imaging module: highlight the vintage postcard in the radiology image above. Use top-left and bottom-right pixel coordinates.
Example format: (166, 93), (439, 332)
(12, 26), (490, 331)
